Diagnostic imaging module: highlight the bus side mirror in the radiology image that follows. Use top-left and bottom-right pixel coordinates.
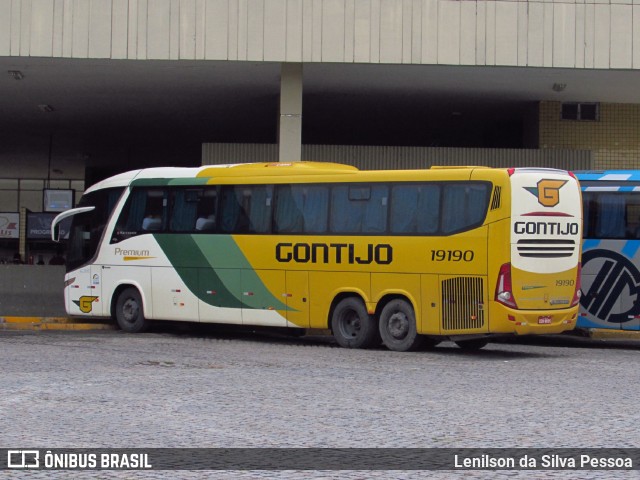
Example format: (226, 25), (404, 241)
(50, 206), (95, 243)
(52, 222), (61, 243)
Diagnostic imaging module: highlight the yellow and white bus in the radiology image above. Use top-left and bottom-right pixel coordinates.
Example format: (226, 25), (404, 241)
(52, 162), (582, 351)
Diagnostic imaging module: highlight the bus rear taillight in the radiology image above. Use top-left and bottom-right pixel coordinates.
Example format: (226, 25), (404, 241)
(495, 263), (518, 309)
(571, 263), (582, 307)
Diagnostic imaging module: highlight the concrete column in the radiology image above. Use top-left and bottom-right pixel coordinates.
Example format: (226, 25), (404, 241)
(278, 63), (303, 162)
(19, 207), (27, 262)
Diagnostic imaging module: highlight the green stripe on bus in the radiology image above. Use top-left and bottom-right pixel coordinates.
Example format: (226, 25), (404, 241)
(154, 234), (242, 309)
(192, 235), (290, 311)
(153, 234), (290, 311)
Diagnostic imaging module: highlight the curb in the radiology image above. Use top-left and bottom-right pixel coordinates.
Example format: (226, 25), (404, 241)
(0, 316), (116, 331)
(588, 329), (640, 340)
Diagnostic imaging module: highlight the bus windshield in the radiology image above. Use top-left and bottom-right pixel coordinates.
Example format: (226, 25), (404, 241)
(66, 187), (124, 271)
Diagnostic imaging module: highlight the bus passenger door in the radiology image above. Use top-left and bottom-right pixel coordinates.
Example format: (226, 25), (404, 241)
(241, 269), (287, 327)
(66, 265), (103, 316)
(285, 271), (309, 328)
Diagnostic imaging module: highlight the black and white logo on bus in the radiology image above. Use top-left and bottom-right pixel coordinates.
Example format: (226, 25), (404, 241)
(581, 249), (640, 323)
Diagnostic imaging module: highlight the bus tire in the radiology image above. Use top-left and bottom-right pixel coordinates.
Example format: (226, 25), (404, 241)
(455, 339), (489, 350)
(115, 287), (150, 333)
(331, 297), (379, 349)
(379, 299), (424, 352)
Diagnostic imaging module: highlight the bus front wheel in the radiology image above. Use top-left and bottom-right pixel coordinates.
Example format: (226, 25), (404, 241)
(379, 299), (424, 352)
(331, 297), (379, 349)
(115, 287), (150, 333)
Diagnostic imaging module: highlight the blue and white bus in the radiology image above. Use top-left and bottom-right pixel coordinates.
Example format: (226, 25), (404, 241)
(577, 170), (640, 331)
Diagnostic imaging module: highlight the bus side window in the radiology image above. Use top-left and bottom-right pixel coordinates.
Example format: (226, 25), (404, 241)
(362, 185), (388, 233)
(625, 196), (640, 239)
(140, 190), (165, 231)
(274, 186), (303, 233)
(220, 187), (243, 233)
(217, 187), (250, 233)
(582, 195), (591, 238)
(170, 188), (201, 232)
(195, 189), (218, 232)
(441, 184), (488, 234)
(141, 215), (161, 231)
(331, 186), (362, 232)
(112, 188), (166, 242)
(330, 184), (388, 233)
(596, 194), (626, 239)
(301, 186), (329, 233)
(247, 186), (273, 233)
(218, 186), (273, 234)
(274, 185), (329, 234)
(390, 184), (440, 234)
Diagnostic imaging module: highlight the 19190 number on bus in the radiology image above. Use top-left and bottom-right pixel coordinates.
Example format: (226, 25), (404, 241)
(431, 250), (474, 262)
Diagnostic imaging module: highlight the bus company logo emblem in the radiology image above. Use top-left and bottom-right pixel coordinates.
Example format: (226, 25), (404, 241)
(581, 249), (640, 323)
(525, 179), (568, 207)
(7, 450), (39, 469)
(73, 295), (99, 313)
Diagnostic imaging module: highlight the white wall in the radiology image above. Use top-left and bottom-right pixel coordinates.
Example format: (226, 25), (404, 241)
(1, 0), (639, 69)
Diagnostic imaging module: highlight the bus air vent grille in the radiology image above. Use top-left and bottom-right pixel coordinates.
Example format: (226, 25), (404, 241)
(490, 186), (501, 210)
(516, 239), (575, 258)
(441, 277), (485, 331)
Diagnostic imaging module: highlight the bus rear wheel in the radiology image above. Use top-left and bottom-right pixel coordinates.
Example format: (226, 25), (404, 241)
(331, 297), (379, 349)
(379, 299), (424, 352)
(455, 338), (489, 350)
(115, 287), (150, 333)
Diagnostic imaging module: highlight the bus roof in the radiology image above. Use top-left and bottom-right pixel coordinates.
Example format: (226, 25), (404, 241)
(574, 170), (640, 182)
(84, 162), (360, 194)
(197, 161), (358, 178)
(83, 161), (566, 194)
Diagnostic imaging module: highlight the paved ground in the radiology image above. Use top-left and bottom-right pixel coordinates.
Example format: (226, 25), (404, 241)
(1, 325), (639, 479)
